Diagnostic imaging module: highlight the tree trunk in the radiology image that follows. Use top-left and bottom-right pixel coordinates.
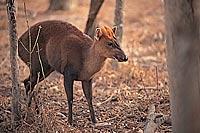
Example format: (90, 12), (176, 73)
(84, 0), (104, 39)
(112, 0), (124, 69)
(7, 0), (21, 127)
(114, 0), (123, 44)
(48, 0), (73, 11)
(165, 0), (200, 132)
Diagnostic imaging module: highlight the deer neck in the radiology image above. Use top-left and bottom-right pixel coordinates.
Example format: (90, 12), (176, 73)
(81, 43), (106, 80)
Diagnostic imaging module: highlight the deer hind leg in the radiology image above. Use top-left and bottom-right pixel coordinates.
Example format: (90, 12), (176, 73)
(24, 65), (54, 106)
(24, 72), (39, 107)
(63, 66), (77, 125)
(24, 74), (37, 98)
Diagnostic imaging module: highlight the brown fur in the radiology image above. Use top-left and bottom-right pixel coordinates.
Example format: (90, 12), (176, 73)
(19, 21), (109, 80)
(19, 21), (91, 78)
(100, 26), (116, 40)
(18, 20), (127, 124)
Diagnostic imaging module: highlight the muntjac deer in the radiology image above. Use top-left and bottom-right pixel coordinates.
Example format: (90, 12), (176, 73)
(18, 20), (128, 125)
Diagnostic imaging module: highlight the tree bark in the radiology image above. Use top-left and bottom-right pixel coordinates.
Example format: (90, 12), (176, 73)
(48, 0), (72, 11)
(7, 0), (21, 127)
(112, 0), (124, 69)
(84, 0), (104, 39)
(165, 0), (200, 132)
(114, 0), (123, 44)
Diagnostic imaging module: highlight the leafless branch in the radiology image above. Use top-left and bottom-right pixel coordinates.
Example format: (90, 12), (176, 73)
(36, 42), (45, 79)
(18, 39), (29, 53)
(155, 65), (159, 90)
(30, 26), (42, 54)
(96, 93), (115, 106)
(23, 3), (33, 96)
(144, 104), (170, 133)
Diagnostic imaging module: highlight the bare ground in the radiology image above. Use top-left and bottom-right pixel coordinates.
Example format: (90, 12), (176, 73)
(0, 0), (171, 132)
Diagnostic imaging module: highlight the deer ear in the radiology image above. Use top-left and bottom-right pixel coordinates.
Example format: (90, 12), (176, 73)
(95, 28), (102, 40)
(112, 26), (117, 34)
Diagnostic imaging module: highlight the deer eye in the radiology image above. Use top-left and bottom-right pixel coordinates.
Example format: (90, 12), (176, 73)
(107, 42), (113, 47)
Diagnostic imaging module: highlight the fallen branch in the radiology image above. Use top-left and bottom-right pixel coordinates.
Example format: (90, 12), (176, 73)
(94, 122), (112, 128)
(144, 104), (171, 133)
(136, 84), (162, 90)
(96, 93), (115, 106)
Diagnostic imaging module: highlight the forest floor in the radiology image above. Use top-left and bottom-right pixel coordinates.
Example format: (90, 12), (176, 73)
(0, 0), (171, 132)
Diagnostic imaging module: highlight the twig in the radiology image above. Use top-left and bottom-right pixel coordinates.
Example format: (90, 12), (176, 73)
(155, 65), (159, 90)
(22, 119), (33, 128)
(96, 93), (114, 106)
(139, 72), (150, 98)
(94, 122), (112, 128)
(23, 2), (32, 95)
(31, 26), (42, 53)
(144, 104), (171, 133)
(18, 39), (29, 53)
(23, 3), (47, 130)
(136, 84), (161, 90)
(33, 25), (47, 133)
(28, 72), (40, 107)
(36, 42), (45, 79)
(23, 1), (44, 102)
(0, 53), (9, 68)
(140, 72), (146, 90)
(104, 115), (119, 122)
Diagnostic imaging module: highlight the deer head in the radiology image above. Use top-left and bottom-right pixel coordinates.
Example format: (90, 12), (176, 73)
(94, 26), (128, 62)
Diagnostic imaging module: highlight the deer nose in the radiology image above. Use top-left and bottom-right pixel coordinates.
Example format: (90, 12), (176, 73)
(124, 55), (128, 61)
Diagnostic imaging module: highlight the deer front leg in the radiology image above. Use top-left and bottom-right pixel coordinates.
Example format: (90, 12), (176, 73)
(82, 79), (96, 123)
(64, 68), (75, 125)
